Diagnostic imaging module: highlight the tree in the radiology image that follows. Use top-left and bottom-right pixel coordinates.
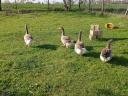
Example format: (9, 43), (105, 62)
(0, 0), (2, 11)
(63, 0), (69, 11)
(15, 0), (18, 9)
(78, 0), (83, 10)
(78, 0), (81, 9)
(88, 0), (91, 12)
(68, 0), (72, 10)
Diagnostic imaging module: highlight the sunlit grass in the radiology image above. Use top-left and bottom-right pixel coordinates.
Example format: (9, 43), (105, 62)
(0, 11), (128, 96)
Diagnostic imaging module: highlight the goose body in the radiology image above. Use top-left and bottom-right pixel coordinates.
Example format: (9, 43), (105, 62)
(75, 31), (88, 55)
(100, 39), (113, 62)
(24, 24), (33, 47)
(75, 42), (87, 55)
(89, 25), (102, 40)
(59, 27), (74, 48)
(100, 48), (112, 62)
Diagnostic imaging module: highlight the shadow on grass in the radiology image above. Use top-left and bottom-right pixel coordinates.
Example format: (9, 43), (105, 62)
(97, 89), (117, 96)
(109, 56), (128, 67)
(84, 51), (100, 58)
(1, 91), (31, 96)
(121, 52), (128, 55)
(86, 46), (93, 51)
(101, 38), (128, 41)
(34, 44), (58, 50)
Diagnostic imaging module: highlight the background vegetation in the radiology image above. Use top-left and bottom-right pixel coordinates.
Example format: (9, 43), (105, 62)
(0, 0), (128, 15)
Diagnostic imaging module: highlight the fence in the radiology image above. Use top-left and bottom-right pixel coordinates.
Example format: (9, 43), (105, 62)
(1, 0), (128, 15)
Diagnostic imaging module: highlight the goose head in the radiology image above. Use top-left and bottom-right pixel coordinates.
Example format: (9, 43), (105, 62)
(58, 26), (65, 36)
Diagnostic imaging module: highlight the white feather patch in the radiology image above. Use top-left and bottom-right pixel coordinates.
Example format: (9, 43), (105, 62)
(100, 54), (112, 62)
(24, 39), (32, 45)
(75, 48), (87, 55)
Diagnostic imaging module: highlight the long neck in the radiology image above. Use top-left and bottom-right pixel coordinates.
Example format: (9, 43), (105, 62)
(25, 25), (29, 34)
(93, 25), (96, 30)
(78, 31), (82, 42)
(61, 28), (65, 36)
(106, 39), (112, 49)
(106, 43), (111, 49)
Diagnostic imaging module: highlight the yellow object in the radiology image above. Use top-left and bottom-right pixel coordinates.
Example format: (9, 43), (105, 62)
(105, 23), (113, 29)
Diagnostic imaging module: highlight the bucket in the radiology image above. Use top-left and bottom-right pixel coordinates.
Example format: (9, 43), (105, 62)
(105, 23), (113, 29)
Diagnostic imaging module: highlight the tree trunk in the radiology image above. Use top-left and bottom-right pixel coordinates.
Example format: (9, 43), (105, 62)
(101, 0), (105, 15)
(78, 0), (81, 9)
(63, 0), (69, 11)
(48, 0), (50, 10)
(15, 0), (18, 10)
(0, 0), (2, 11)
(125, 8), (128, 16)
(68, 0), (71, 10)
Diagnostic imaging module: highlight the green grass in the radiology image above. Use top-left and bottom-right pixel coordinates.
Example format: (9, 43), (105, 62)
(0, 11), (128, 96)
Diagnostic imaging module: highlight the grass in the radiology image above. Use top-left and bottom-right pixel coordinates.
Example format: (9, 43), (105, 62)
(0, 11), (128, 96)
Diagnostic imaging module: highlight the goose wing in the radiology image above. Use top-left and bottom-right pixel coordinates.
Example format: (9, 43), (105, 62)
(62, 36), (71, 43)
(24, 34), (33, 40)
(101, 48), (111, 58)
(76, 42), (84, 49)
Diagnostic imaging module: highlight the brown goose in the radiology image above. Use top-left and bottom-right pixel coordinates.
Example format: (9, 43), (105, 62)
(58, 26), (75, 48)
(24, 24), (33, 47)
(100, 39), (113, 62)
(89, 25), (102, 40)
(75, 31), (88, 55)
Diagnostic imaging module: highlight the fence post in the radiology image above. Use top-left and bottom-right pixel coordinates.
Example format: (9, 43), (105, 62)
(48, 0), (50, 10)
(125, 7), (128, 16)
(101, 0), (105, 15)
(0, 0), (2, 11)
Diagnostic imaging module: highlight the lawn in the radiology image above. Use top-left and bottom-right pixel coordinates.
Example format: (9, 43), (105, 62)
(0, 11), (128, 96)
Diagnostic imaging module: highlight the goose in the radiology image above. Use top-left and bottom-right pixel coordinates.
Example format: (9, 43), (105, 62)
(89, 25), (102, 40)
(100, 39), (113, 62)
(58, 26), (75, 48)
(75, 31), (88, 55)
(24, 24), (33, 47)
